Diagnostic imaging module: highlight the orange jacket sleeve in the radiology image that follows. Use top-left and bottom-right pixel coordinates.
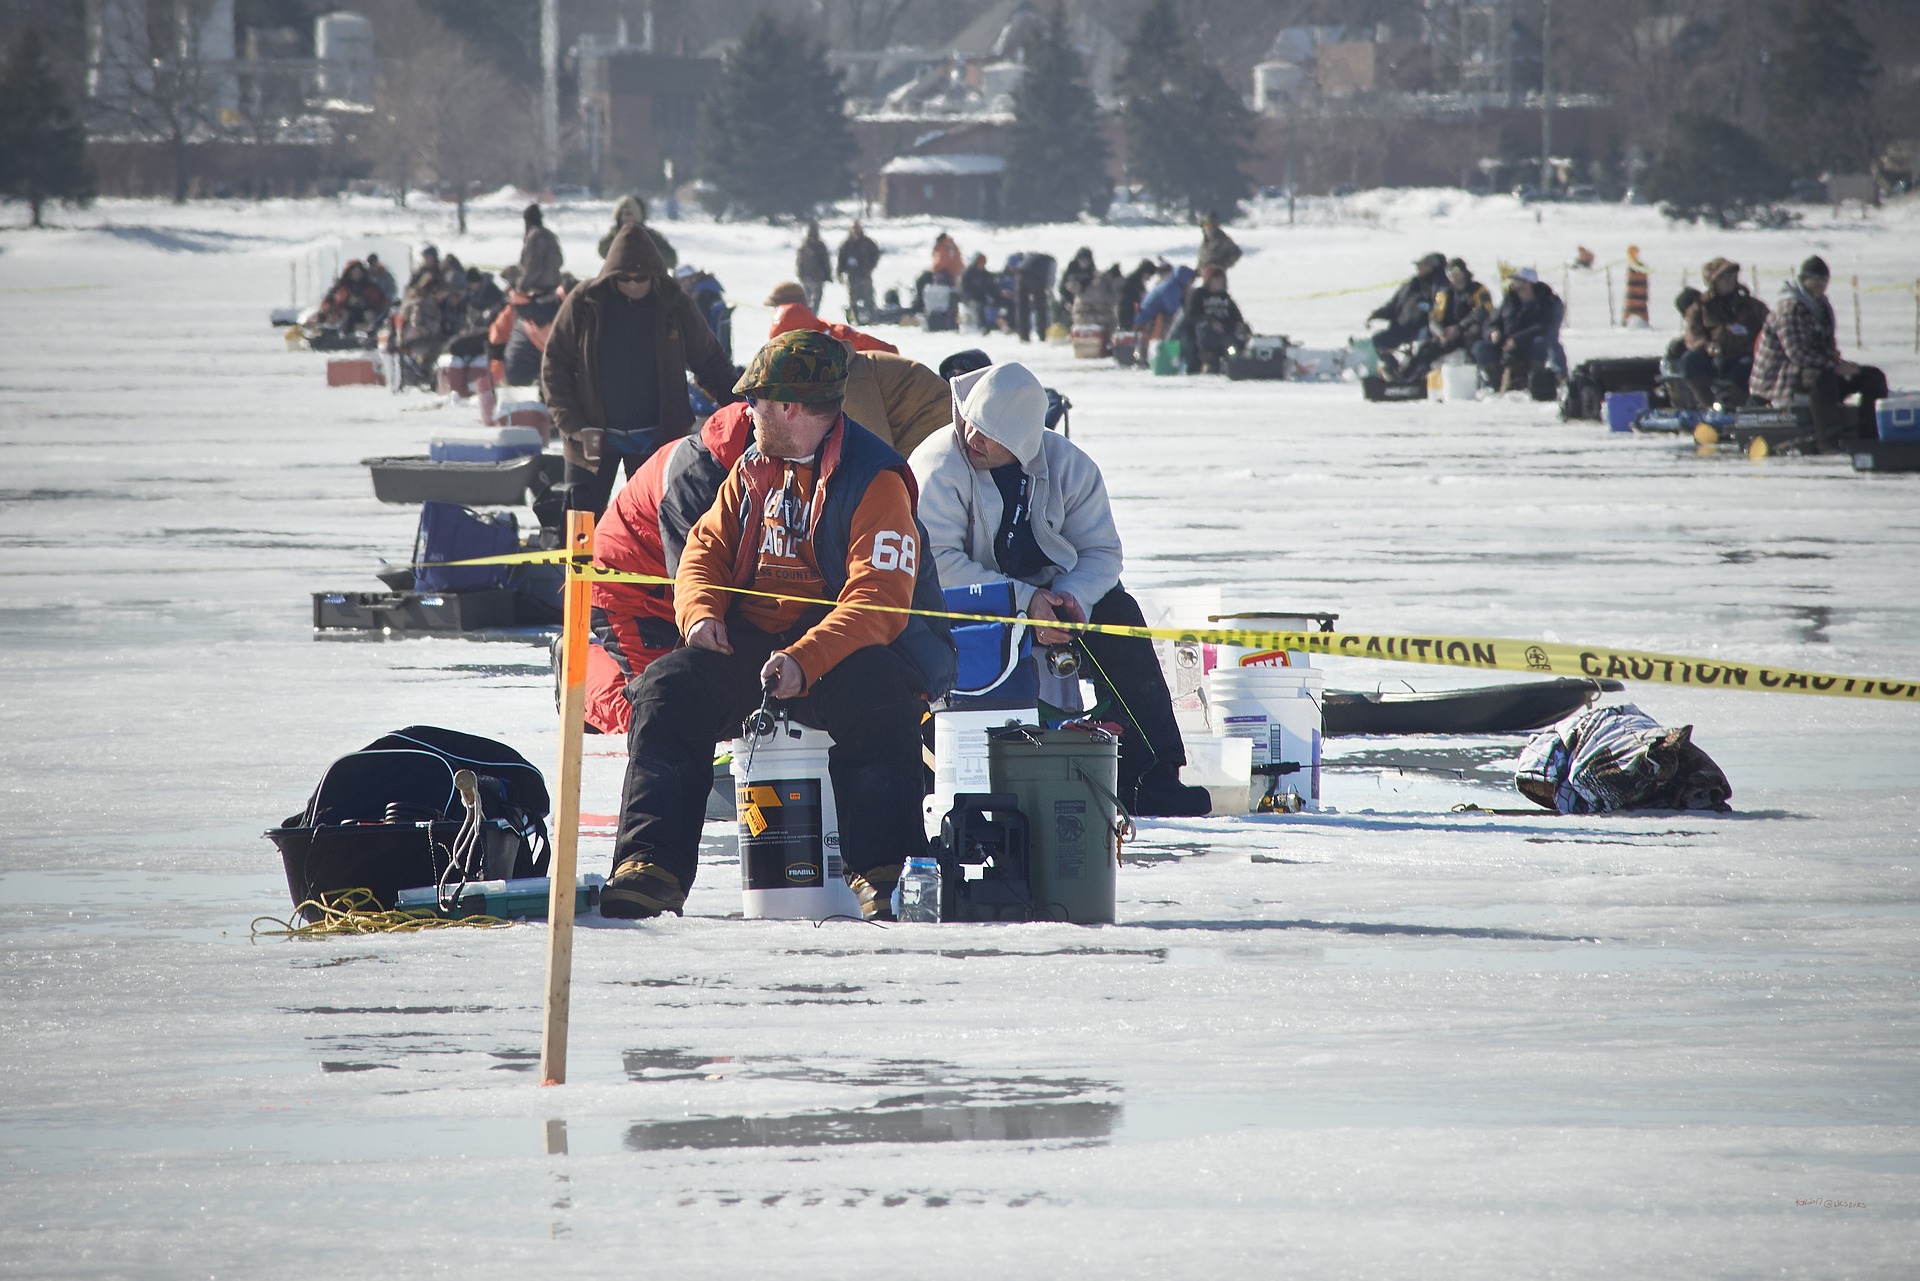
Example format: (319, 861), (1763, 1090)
(782, 470), (916, 689)
(674, 473), (745, 636)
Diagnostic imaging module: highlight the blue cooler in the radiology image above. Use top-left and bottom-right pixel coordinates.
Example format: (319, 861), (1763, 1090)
(429, 427), (544, 463)
(1876, 394), (1920, 441)
(1603, 390), (1650, 432)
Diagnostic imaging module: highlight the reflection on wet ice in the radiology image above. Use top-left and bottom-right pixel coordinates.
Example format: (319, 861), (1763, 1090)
(621, 1048), (1121, 1150)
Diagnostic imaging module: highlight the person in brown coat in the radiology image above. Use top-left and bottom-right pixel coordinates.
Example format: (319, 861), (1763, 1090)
(541, 225), (739, 516)
(1680, 257), (1769, 409)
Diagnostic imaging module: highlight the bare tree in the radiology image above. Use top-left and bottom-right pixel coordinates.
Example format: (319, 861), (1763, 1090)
(365, 2), (534, 231)
(86, 1), (227, 202)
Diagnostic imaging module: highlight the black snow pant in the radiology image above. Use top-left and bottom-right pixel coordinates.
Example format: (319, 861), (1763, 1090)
(1809, 364), (1888, 441)
(564, 428), (665, 517)
(613, 617), (927, 892)
(1371, 320), (1426, 369)
(1015, 279), (1051, 342)
(1067, 586), (1188, 806)
(844, 270), (874, 320)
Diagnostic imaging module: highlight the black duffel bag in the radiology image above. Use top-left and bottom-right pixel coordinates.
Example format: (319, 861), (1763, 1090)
(266, 726), (551, 917)
(1560, 356), (1665, 421)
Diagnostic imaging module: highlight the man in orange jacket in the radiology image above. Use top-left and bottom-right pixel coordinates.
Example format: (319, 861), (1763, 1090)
(601, 331), (955, 922)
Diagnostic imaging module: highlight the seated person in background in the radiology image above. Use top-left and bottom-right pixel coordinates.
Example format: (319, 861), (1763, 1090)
(1403, 257), (1492, 382)
(393, 265), (451, 366)
(1680, 258), (1767, 409)
(1666, 285), (1703, 364)
(1749, 255), (1888, 446)
(1178, 265), (1250, 374)
(1072, 265), (1123, 333)
(1059, 247), (1097, 313)
(363, 254), (399, 310)
(463, 267), (505, 325)
(315, 259), (388, 333)
(1473, 267), (1563, 393)
(602, 331), (955, 921)
(1132, 261), (1191, 345)
(1368, 252), (1446, 375)
(406, 244), (441, 291)
(910, 362), (1209, 817)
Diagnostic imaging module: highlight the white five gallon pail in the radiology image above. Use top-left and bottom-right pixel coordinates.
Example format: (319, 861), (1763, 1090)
(1438, 360), (1481, 402)
(1209, 613), (1321, 670)
(1208, 666), (1325, 809)
(731, 722), (861, 920)
(925, 707), (1036, 838)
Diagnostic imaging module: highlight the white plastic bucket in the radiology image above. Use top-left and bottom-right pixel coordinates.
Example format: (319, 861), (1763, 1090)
(731, 722), (861, 920)
(925, 707), (1036, 838)
(1439, 361), (1480, 402)
(1209, 613), (1321, 670)
(1179, 734), (1255, 815)
(1208, 666), (1324, 809)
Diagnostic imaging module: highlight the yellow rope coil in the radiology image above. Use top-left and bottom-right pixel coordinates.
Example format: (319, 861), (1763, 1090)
(251, 887), (513, 938)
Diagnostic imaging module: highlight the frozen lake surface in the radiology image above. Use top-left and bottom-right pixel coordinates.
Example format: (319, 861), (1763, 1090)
(2, 190), (1917, 1277)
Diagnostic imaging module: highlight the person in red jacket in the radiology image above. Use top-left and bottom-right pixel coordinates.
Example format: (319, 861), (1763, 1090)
(767, 297), (899, 354)
(584, 402), (754, 735)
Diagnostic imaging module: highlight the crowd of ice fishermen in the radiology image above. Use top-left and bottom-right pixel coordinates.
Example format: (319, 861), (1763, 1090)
(1362, 248), (1887, 438)
(311, 196), (1890, 919)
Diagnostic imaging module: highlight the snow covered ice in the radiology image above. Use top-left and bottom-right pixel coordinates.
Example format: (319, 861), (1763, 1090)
(2, 190), (1918, 1277)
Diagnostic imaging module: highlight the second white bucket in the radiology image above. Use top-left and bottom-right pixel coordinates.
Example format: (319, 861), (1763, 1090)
(1208, 666), (1324, 809)
(925, 707), (1037, 838)
(732, 722), (861, 920)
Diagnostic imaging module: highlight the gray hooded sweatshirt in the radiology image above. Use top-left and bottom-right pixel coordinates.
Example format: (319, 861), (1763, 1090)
(907, 363), (1123, 613)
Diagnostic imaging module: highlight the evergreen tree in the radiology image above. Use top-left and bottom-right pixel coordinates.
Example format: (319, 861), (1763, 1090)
(697, 13), (855, 221)
(1645, 112), (1792, 229)
(1119, 0), (1253, 219)
(1767, 0), (1880, 176)
(1001, 5), (1112, 224)
(0, 27), (95, 228)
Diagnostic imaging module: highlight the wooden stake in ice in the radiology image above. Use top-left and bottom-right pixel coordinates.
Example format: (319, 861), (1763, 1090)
(1853, 274), (1863, 350)
(541, 510), (594, 1087)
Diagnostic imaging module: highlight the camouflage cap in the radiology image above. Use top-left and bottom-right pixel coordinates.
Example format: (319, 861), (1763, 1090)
(734, 330), (848, 403)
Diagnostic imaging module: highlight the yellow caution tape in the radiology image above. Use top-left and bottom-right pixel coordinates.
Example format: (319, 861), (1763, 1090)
(419, 551), (1920, 703)
(1277, 277), (1404, 302)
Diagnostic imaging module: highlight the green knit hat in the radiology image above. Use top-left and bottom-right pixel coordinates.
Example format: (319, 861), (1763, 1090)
(733, 330), (847, 403)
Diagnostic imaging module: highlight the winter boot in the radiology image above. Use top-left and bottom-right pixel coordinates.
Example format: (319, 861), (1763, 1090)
(1131, 765), (1212, 817)
(601, 859), (686, 920)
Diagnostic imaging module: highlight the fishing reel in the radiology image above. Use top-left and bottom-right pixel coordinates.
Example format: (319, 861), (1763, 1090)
(1044, 645), (1080, 679)
(743, 682), (778, 740)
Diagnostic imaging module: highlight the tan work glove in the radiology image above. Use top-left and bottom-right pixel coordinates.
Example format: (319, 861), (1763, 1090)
(563, 427), (605, 471)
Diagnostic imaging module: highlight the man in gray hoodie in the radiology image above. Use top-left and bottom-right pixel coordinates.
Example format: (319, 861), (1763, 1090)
(909, 363), (1208, 817)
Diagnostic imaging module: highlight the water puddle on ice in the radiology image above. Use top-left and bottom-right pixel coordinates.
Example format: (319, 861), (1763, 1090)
(620, 1050), (1121, 1150)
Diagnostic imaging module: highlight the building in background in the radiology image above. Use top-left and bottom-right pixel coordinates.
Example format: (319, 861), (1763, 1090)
(575, 34), (716, 197)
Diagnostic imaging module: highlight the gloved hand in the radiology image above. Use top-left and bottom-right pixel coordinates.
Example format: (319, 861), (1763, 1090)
(564, 427), (605, 471)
